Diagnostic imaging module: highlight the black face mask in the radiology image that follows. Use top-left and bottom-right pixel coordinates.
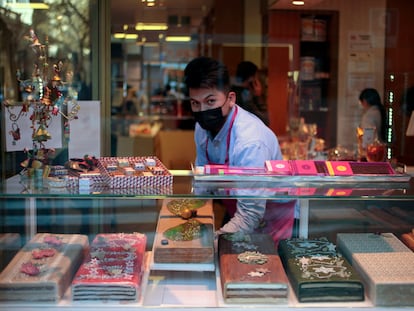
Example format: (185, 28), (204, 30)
(193, 106), (227, 133)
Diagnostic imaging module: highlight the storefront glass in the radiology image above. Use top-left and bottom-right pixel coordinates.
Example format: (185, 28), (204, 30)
(1, 0), (414, 176)
(0, 0), (96, 178)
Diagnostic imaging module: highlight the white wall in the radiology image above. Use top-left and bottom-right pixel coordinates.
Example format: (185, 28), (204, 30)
(311, 0), (386, 149)
(244, 0), (263, 67)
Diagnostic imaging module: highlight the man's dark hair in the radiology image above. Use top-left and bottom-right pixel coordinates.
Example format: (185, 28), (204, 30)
(184, 56), (230, 93)
(236, 61), (258, 82)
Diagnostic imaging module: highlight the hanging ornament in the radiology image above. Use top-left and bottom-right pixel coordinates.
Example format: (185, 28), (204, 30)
(22, 102), (29, 113)
(41, 85), (52, 106)
(9, 122), (21, 145)
(26, 28), (42, 52)
(52, 105), (59, 116)
(3, 28), (80, 171)
(33, 124), (52, 142)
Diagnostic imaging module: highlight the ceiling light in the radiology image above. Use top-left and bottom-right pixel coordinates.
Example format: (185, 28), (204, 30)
(114, 33), (126, 39)
(113, 33), (138, 40)
(135, 23), (168, 31)
(125, 34), (138, 40)
(5, 2), (49, 9)
(292, 1), (305, 5)
(142, 0), (156, 7)
(165, 36), (191, 42)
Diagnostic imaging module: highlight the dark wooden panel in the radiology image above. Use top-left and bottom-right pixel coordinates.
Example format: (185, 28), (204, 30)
(385, 0), (414, 165)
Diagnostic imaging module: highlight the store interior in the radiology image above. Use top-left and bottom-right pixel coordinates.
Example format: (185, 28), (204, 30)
(108, 0), (414, 170)
(0, 0), (414, 176)
(0, 0), (412, 238)
(0, 1), (414, 310)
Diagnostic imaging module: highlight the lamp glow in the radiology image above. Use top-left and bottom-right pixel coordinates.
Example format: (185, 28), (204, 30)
(165, 36), (191, 42)
(113, 33), (138, 40)
(135, 23), (168, 31)
(5, 2), (49, 9)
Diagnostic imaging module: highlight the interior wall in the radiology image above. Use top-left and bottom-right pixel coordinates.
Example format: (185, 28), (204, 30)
(244, 0), (263, 67)
(211, 0), (244, 74)
(310, 0), (386, 150)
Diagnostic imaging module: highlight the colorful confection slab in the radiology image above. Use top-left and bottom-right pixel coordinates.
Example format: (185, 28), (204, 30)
(218, 233), (289, 304)
(336, 232), (412, 264)
(290, 160), (320, 175)
(153, 217), (214, 265)
(348, 161), (396, 175)
(159, 198), (213, 218)
(264, 160), (293, 175)
(278, 237), (364, 303)
(325, 161), (353, 176)
(97, 156), (172, 188)
(352, 252), (414, 306)
(71, 232), (147, 302)
(0, 233), (88, 302)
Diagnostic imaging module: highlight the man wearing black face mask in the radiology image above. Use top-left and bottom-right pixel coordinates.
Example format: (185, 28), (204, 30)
(184, 57), (296, 247)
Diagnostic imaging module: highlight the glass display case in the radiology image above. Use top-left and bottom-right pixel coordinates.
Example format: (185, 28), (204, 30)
(0, 170), (413, 311)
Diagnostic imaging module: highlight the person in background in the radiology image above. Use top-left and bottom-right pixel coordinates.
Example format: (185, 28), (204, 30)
(184, 56), (295, 246)
(231, 61), (269, 125)
(136, 81), (149, 115)
(121, 85), (139, 116)
(119, 85), (140, 136)
(359, 88), (387, 142)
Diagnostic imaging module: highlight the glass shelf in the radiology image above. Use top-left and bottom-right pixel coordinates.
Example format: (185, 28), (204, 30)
(1, 171), (413, 311)
(1, 171), (413, 200)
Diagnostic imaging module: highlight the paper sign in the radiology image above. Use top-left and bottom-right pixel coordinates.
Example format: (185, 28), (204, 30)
(4, 104), (62, 152)
(68, 101), (101, 158)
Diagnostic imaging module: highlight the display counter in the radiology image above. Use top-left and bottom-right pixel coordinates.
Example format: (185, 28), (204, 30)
(0, 170), (413, 311)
